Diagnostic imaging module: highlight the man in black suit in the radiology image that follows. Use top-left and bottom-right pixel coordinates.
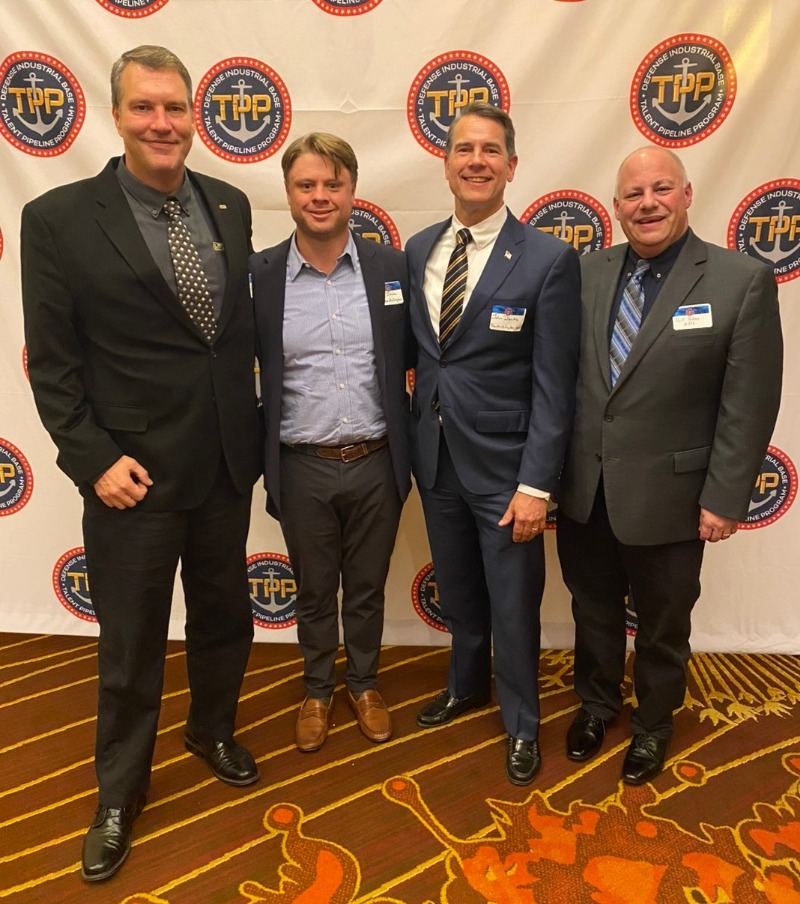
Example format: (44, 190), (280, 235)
(250, 133), (410, 753)
(557, 147), (783, 784)
(21, 46), (261, 882)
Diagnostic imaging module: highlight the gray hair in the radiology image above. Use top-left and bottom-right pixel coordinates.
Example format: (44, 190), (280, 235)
(110, 45), (192, 108)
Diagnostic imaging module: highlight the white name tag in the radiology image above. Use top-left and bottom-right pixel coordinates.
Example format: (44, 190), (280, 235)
(673, 304), (712, 330)
(384, 280), (404, 305)
(490, 305), (526, 331)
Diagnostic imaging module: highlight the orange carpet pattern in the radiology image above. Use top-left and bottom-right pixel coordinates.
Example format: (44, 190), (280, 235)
(1, 634), (799, 903)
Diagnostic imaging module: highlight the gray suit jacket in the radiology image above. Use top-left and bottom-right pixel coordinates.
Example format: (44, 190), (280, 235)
(558, 229), (783, 545)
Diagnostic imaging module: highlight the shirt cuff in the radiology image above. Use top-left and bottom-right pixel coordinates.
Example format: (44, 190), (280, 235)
(517, 483), (550, 500)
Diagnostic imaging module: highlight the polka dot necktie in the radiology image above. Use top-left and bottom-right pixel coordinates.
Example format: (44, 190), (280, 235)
(438, 227), (472, 348)
(609, 258), (649, 387)
(163, 197), (217, 343)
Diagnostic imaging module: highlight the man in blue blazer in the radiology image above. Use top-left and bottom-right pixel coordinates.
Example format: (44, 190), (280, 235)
(407, 103), (581, 784)
(250, 133), (411, 754)
(557, 147), (783, 784)
(21, 46), (261, 882)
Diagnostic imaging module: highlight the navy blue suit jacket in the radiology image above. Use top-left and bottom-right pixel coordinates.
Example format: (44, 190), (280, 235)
(250, 233), (412, 520)
(407, 210), (581, 497)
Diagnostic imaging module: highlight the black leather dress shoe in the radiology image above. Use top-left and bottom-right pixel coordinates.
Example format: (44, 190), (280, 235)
(416, 689), (491, 728)
(506, 737), (541, 785)
(621, 733), (669, 785)
(184, 730), (260, 786)
(81, 795), (145, 882)
(566, 710), (609, 762)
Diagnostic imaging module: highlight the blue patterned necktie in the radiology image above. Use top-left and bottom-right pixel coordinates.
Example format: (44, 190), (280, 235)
(438, 228), (472, 347)
(609, 258), (649, 387)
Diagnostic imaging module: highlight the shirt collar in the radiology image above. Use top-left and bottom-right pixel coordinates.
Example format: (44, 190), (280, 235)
(287, 229), (359, 280)
(451, 205), (508, 251)
(116, 157), (191, 219)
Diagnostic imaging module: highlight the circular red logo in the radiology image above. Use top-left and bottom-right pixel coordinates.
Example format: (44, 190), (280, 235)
(727, 180), (800, 284)
(0, 438), (33, 516)
(312, 0), (383, 14)
(95, 0), (170, 16)
(350, 199), (401, 249)
(0, 52), (86, 157)
(411, 563), (448, 633)
(522, 190), (612, 254)
(53, 547), (96, 622)
(738, 445), (796, 530)
(195, 58), (292, 163)
(630, 34), (736, 147)
(407, 51), (510, 158)
(247, 552), (298, 629)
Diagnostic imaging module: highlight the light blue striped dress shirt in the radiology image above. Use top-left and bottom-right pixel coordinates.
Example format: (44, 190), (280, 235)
(279, 231), (387, 446)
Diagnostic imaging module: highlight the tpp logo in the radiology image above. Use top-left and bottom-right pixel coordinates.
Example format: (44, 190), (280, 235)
(349, 200), (401, 249)
(407, 51), (510, 158)
(522, 191), (612, 255)
(411, 563), (448, 633)
(247, 553), (297, 629)
(630, 35), (736, 147)
(195, 58), (291, 163)
(95, 0), (170, 16)
(0, 53), (85, 156)
(728, 180), (800, 284)
(0, 439), (33, 516)
(53, 548), (96, 622)
(312, 0), (383, 14)
(740, 446), (796, 530)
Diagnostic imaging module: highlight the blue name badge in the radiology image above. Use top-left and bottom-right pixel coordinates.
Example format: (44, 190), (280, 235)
(490, 305), (526, 331)
(672, 303), (712, 330)
(384, 280), (404, 305)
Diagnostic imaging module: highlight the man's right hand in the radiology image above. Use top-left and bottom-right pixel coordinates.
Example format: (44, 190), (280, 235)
(93, 456), (153, 509)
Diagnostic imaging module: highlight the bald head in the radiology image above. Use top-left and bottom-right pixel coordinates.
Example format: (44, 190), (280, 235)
(613, 146), (693, 259)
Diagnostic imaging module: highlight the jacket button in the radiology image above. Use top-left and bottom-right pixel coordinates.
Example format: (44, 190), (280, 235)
(604, 414), (614, 422)
(595, 453), (602, 462)
(440, 359), (448, 368)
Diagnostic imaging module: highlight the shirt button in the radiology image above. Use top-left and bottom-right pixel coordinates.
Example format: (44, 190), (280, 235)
(342, 417), (349, 424)
(339, 383), (345, 390)
(332, 313), (337, 320)
(335, 348), (341, 355)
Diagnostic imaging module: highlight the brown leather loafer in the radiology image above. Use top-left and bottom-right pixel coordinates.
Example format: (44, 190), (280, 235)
(296, 695), (334, 752)
(346, 688), (392, 743)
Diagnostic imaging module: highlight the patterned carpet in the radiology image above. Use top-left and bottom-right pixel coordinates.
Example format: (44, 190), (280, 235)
(1, 633), (799, 903)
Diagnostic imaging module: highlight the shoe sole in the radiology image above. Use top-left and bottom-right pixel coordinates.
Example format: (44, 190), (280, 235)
(184, 736), (260, 786)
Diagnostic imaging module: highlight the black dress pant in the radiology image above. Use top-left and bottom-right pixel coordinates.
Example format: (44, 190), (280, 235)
(278, 445), (402, 698)
(82, 464), (253, 807)
(557, 482), (704, 739)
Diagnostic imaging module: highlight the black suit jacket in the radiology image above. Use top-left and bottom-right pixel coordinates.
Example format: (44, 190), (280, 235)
(21, 157), (261, 509)
(250, 232), (411, 519)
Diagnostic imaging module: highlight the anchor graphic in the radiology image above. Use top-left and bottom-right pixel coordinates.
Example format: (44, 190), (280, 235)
(214, 79), (271, 145)
(13, 71), (64, 137)
(250, 567), (296, 615)
(0, 479), (17, 500)
(748, 489), (777, 512)
(429, 73), (469, 134)
(748, 200), (800, 263)
(652, 58), (713, 127)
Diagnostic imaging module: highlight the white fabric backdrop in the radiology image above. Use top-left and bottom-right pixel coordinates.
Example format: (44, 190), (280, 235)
(1, 0), (798, 652)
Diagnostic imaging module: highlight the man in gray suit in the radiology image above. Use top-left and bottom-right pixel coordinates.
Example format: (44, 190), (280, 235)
(557, 146), (783, 784)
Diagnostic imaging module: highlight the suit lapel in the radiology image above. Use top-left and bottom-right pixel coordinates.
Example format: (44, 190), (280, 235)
(355, 235), (387, 377)
(415, 221), (449, 351)
(449, 210), (524, 344)
(591, 246), (627, 390)
(612, 233), (706, 392)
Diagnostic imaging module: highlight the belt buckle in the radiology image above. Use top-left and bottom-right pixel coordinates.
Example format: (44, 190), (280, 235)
(340, 442), (366, 463)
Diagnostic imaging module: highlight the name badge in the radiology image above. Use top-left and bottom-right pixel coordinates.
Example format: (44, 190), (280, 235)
(672, 303), (712, 330)
(384, 280), (404, 305)
(490, 305), (526, 331)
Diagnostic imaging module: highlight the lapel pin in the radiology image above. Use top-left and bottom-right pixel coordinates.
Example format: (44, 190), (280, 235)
(218, 204), (228, 210)
(504, 250), (512, 260)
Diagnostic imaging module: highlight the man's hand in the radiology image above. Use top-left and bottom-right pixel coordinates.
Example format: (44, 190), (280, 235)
(698, 507), (738, 543)
(93, 456), (153, 509)
(499, 492), (548, 543)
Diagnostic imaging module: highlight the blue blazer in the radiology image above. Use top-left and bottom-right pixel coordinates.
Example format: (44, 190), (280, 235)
(406, 210), (581, 496)
(250, 233), (412, 520)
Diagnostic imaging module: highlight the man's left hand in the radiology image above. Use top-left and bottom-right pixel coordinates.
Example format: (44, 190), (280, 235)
(499, 492), (548, 543)
(699, 507), (739, 542)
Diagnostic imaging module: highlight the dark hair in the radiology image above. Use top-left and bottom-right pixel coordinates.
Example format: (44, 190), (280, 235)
(111, 45), (192, 107)
(445, 102), (516, 158)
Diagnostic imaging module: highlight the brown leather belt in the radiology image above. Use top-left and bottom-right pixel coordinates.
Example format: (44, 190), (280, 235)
(287, 436), (389, 463)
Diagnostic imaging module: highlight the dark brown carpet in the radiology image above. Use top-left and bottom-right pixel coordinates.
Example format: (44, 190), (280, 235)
(1, 634), (799, 903)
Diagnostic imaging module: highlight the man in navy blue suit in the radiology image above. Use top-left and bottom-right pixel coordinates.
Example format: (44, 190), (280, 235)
(406, 102), (581, 784)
